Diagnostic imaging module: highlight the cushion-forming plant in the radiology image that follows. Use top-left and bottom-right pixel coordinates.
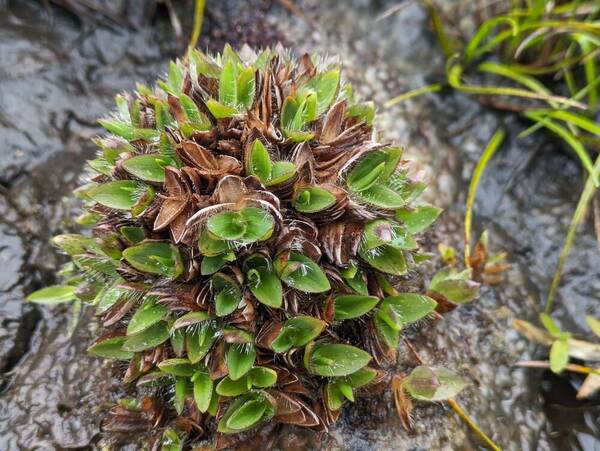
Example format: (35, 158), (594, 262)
(27, 45), (478, 448)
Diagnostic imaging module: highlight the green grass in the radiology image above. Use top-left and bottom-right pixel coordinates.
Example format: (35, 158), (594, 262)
(387, 0), (599, 313)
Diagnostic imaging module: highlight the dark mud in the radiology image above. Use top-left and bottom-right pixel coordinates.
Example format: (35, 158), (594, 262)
(0, 0), (598, 450)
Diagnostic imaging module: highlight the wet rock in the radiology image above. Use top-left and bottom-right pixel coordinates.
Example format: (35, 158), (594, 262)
(1, 0), (598, 449)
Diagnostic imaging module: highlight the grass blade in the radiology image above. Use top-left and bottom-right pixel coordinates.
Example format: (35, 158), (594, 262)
(385, 84), (442, 108)
(447, 62), (587, 110)
(545, 154), (600, 313)
(188, 0), (206, 50)
(465, 129), (506, 270)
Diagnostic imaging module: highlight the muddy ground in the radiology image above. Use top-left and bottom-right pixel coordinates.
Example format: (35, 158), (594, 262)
(0, 0), (598, 450)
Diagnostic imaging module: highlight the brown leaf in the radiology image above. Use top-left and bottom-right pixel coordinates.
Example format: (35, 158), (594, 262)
(391, 374), (413, 431)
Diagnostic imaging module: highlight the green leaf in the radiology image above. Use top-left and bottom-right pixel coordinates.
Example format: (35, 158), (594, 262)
(154, 101), (174, 130)
(226, 399), (266, 431)
(218, 391), (273, 433)
(429, 268), (479, 304)
(539, 313), (561, 338)
(550, 339), (570, 374)
(377, 294), (437, 330)
(248, 367), (277, 388)
(98, 119), (134, 140)
(244, 254), (283, 308)
(123, 321), (170, 352)
(359, 245), (407, 275)
(171, 329), (185, 356)
(227, 343), (256, 380)
(158, 358), (195, 377)
(171, 311), (211, 331)
(179, 94), (204, 124)
(356, 183), (405, 209)
(88, 180), (144, 210)
(403, 366), (467, 401)
(373, 311), (399, 348)
(127, 298), (168, 335)
(187, 324), (218, 362)
(236, 66), (256, 110)
(275, 251), (331, 293)
(201, 252), (236, 275)
(198, 229), (230, 256)
(246, 139), (272, 183)
(293, 187), (336, 213)
(122, 241), (183, 279)
(340, 265), (369, 295)
(168, 61), (184, 95)
(306, 343), (371, 377)
(281, 96), (299, 130)
(396, 205), (442, 234)
(301, 69), (340, 114)
(207, 208), (274, 243)
(122, 155), (169, 182)
(271, 316), (326, 353)
(206, 99), (238, 119)
(348, 161), (385, 192)
(343, 366), (378, 388)
(325, 382), (345, 410)
(27, 285), (76, 304)
(334, 294), (380, 320)
(52, 234), (95, 256)
(87, 336), (133, 360)
(192, 371), (213, 413)
(119, 226), (146, 244)
(219, 59), (237, 107)
(216, 375), (250, 397)
(267, 161), (296, 186)
(174, 377), (187, 415)
(212, 273), (242, 317)
(586, 315), (600, 338)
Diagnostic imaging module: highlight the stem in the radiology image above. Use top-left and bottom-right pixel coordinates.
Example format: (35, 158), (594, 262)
(188, 0), (206, 50)
(385, 84), (442, 108)
(465, 129), (505, 270)
(516, 360), (600, 376)
(447, 399), (502, 451)
(545, 153), (600, 313)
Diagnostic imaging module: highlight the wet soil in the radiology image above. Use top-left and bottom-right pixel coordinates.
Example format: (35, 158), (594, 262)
(0, 1), (598, 450)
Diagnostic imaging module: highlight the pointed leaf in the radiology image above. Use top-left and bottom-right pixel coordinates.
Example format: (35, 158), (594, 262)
(158, 358), (195, 377)
(246, 139), (272, 183)
(127, 298), (168, 335)
(293, 187), (336, 213)
(271, 316), (326, 353)
(276, 251), (331, 293)
(550, 339), (570, 374)
(88, 180), (144, 210)
(87, 336), (133, 360)
(306, 343), (371, 377)
(27, 285), (76, 304)
(359, 245), (407, 275)
(122, 155), (169, 182)
(192, 371), (213, 413)
(227, 343), (256, 380)
(123, 321), (170, 352)
(123, 241), (183, 279)
(334, 294), (380, 320)
(396, 205), (442, 234)
(244, 255), (283, 308)
(403, 366), (467, 401)
(213, 273), (242, 317)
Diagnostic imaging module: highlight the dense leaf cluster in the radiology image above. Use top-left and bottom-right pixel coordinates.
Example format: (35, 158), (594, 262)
(28, 46), (478, 448)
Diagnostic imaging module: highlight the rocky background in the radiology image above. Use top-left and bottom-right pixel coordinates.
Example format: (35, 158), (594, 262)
(0, 0), (598, 449)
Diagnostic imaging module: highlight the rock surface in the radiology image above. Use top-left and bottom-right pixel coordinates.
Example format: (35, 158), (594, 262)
(0, 1), (598, 450)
